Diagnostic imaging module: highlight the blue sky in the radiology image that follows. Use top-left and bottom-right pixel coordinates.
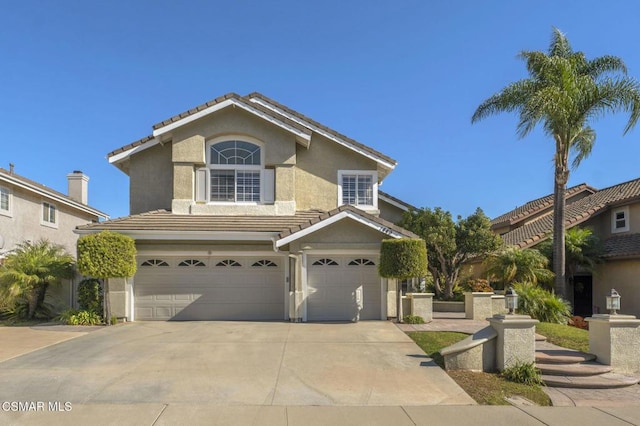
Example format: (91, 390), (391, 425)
(3, 0), (640, 220)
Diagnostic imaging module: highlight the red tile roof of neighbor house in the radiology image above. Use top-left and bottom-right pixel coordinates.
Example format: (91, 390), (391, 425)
(107, 92), (397, 167)
(76, 204), (419, 240)
(498, 177), (640, 257)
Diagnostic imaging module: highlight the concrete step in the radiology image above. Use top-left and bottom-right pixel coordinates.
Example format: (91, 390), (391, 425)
(541, 373), (640, 389)
(535, 349), (596, 364)
(536, 362), (613, 376)
(534, 333), (547, 342)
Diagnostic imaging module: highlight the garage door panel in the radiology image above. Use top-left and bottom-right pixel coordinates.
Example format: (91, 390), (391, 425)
(307, 256), (381, 321)
(134, 256), (284, 321)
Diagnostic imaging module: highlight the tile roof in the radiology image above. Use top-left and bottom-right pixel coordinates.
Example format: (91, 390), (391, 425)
(245, 92), (397, 166)
(491, 183), (595, 228)
(107, 92), (397, 169)
(76, 205), (418, 240)
(0, 168), (108, 219)
(603, 233), (640, 258)
(499, 177), (640, 248)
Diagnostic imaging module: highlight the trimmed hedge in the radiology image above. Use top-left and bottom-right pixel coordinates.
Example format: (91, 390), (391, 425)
(77, 231), (137, 278)
(379, 238), (427, 279)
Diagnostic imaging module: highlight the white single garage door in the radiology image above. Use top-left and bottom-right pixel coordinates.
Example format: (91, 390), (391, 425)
(307, 255), (382, 321)
(134, 256), (285, 321)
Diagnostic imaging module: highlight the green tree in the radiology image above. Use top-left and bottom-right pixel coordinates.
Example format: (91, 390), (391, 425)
(77, 231), (137, 324)
(472, 28), (640, 299)
(484, 247), (554, 288)
(0, 240), (75, 319)
(537, 226), (603, 287)
(400, 207), (500, 299)
(379, 238), (428, 322)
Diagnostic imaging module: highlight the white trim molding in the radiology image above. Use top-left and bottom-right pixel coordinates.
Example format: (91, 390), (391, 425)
(337, 170), (378, 211)
(275, 210), (404, 248)
(612, 206), (630, 233)
(0, 185), (12, 217)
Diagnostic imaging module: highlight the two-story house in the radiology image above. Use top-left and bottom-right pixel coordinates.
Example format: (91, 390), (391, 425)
(0, 166), (108, 307)
(77, 92), (418, 322)
(492, 178), (640, 317)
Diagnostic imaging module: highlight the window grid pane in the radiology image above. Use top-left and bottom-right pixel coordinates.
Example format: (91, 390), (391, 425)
(236, 171), (260, 202)
(211, 141), (261, 165)
(357, 175), (373, 205)
(342, 175), (356, 205)
(0, 189), (8, 211)
(210, 170), (235, 201)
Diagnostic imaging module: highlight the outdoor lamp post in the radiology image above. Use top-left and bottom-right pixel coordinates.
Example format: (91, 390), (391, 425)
(606, 288), (621, 315)
(505, 286), (518, 315)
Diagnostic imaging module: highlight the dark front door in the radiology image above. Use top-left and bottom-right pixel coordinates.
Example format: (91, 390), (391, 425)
(572, 275), (593, 317)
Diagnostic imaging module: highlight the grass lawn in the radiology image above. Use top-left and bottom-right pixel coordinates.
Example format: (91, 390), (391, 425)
(536, 322), (589, 352)
(407, 331), (551, 406)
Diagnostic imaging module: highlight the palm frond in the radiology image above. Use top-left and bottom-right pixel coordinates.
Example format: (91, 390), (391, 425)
(548, 27), (573, 58)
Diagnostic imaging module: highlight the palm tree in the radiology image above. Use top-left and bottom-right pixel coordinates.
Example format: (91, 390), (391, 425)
(484, 247), (554, 288)
(472, 28), (640, 299)
(537, 226), (604, 287)
(0, 240), (75, 319)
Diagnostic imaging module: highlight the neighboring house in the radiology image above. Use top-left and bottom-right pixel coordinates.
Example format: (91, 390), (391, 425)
(491, 179), (640, 317)
(0, 166), (108, 307)
(77, 92), (418, 322)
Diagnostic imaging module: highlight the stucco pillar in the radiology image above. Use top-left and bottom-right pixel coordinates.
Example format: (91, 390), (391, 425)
(465, 292), (493, 320)
(488, 315), (539, 371)
(408, 293), (434, 322)
(107, 277), (128, 321)
(586, 314), (640, 373)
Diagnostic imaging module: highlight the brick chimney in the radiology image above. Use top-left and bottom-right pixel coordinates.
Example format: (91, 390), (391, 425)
(67, 170), (89, 204)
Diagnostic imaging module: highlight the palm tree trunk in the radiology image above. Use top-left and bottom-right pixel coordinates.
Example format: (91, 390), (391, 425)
(553, 164), (568, 299)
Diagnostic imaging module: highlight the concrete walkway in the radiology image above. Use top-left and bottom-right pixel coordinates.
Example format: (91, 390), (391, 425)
(3, 404), (640, 425)
(400, 313), (640, 408)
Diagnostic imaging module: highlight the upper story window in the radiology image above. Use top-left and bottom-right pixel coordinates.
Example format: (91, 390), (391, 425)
(199, 138), (273, 204)
(612, 206), (630, 233)
(337, 170), (378, 210)
(41, 202), (57, 227)
(0, 186), (11, 216)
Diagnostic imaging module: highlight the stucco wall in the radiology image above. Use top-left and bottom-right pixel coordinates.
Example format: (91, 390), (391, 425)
(295, 133), (378, 211)
(293, 218), (388, 246)
(130, 143), (173, 214)
(583, 201), (640, 239)
(378, 199), (406, 225)
(593, 259), (640, 317)
(0, 185), (97, 257)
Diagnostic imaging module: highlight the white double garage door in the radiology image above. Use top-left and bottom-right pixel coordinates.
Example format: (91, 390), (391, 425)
(134, 255), (382, 321)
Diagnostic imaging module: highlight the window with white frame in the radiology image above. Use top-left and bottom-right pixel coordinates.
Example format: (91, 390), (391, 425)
(612, 206), (630, 233)
(0, 186), (11, 216)
(42, 202), (56, 225)
(338, 170), (378, 209)
(207, 139), (263, 203)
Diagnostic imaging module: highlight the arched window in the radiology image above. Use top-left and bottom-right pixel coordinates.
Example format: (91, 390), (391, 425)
(178, 259), (206, 267)
(216, 259), (242, 267)
(141, 259), (169, 267)
(348, 258), (375, 266)
(252, 259), (278, 267)
(312, 258), (339, 266)
(208, 140), (262, 202)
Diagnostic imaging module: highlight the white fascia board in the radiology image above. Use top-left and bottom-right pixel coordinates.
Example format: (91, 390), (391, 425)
(108, 138), (160, 165)
(0, 175), (108, 220)
(137, 250), (287, 257)
(249, 97), (396, 170)
(74, 229), (278, 241)
(152, 99), (311, 143)
(275, 210), (404, 248)
(378, 194), (410, 211)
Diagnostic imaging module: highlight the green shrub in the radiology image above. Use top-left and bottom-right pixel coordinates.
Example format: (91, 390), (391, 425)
(0, 299), (56, 321)
(110, 315), (118, 325)
(58, 309), (102, 326)
(379, 239), (427, 279)
(403, 315), (425, 324)
(77, 278), (103, 314)
(514, 283), (571, 323)
(502, 361), (543, 386)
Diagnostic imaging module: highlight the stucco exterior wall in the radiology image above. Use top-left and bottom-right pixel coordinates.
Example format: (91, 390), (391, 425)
(0, 185), (97, 257)
(593, 260), (640, 317)
(378, 199), (406, 225)
(130, 143), (173, 214)
(295, 133), (378, 211)
(293, 218), (388, 246)
(583, 201), (640, 239)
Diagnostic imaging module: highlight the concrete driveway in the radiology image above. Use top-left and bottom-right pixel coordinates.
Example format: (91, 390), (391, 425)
(0, 321), (474, 406)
